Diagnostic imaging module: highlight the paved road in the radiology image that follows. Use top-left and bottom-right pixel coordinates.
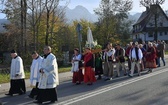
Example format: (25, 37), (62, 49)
(58, 67), (168, 105)
(0, 59), (168, 105)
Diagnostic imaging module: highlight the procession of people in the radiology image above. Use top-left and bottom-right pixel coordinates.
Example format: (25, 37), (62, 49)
(3, 40), (166, 104)
(70, 40), (166, 83)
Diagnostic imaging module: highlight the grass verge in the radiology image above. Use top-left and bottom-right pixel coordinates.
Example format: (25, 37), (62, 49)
(165, 51), (168, 55)
(0, 66), (71, 84)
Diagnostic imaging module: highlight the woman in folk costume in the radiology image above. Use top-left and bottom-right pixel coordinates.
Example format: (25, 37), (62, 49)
(28, 51), (43, 99)
(145, 42), (157, 73)
(35, 46), (59, 104)
(83, 47), (96, 85)
(103, 42), (115, 81)
(71, 48), (83, 85)
(95, 52), (103, 80)
(5, 50), (26, 96)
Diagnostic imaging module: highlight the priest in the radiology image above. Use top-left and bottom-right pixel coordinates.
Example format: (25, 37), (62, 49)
(35, 46), (59, 104)
(5, 50), (26, 96)
(28, 51), (43, 98)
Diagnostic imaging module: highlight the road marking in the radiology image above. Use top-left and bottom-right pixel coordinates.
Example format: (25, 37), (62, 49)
(56, 68), (168, 105)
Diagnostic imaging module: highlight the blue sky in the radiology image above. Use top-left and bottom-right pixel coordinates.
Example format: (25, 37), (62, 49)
(64, 0), (168, 14)
(0, 0), (168, 19)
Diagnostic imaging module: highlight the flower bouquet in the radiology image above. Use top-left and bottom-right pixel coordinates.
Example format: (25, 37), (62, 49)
(91, 44), (102, 53)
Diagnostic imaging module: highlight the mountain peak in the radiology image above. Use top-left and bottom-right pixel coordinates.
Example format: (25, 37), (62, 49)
(65, 5), (98, 23)
(75, 5), (86, 9)
(74, 5), (90, 13)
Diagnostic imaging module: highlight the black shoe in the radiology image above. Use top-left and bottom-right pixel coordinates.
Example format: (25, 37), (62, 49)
(116, 75), (119, 78)
(33, 101), (42, 104)
(128, 74), (133, 78)
(87, 83), (93, 85)
(147, 69), (152, 73)
(124, 73), (127, 76)
(28, 95), (34, 98)
(138, 73), (141, 76)
(50, 100), (55, 103)
(104, 78), (110, 81)
(97, 76), (102, 80)
(5, 93), (13, 96)
(19, 92), (24, 95)
(76, 82), (81, 85)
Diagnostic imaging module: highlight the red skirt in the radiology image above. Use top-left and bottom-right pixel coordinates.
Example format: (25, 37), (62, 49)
(84, 67), (96, 83)
(72, 69), (83, 83)
(146, 61), (157, 68)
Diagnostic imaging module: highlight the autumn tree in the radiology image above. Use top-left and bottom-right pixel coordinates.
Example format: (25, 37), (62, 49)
(94, 0), (133, 46)
(0, 0), (28, 54)
(26, 0), (45, 51)
(140, 0), (165, 41)
(0, 0), (68, 65)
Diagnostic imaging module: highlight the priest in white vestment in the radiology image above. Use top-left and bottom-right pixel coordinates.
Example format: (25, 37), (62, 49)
(5, 50), (26, 96)
(28, 51), (43, 98)
(35, 46), (59, 104)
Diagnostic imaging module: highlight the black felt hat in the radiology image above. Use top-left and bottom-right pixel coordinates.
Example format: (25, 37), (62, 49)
(10, 49), (17, 53)
(74, 48), (79, 52)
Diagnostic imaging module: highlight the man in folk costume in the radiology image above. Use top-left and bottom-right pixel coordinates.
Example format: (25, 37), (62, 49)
(157, 40), (166, 67)
(153, 43), (158, 66)
(71, 48), (83, 85)
(28, 51), (43, 98)
(126, 42), (133, 71)
(83, 47), (96, 85)
(128, 42), (143, 77)
(139, 44), (146, 71)
(35, 46), (59, 104)
(115, 44), (127, 77)
(103, 42), (115, 81)
(5, 50), (26, 96)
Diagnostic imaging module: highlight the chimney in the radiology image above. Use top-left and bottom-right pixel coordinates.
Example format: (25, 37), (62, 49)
(146, 6), (149, 12)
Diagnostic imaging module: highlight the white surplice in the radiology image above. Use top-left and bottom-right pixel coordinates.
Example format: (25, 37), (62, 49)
(38, 53), (59, 89)
(30, 56), (43, 87)
(10, 56), (25, 80)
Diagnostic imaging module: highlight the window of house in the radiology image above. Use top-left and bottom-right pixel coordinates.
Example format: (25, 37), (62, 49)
(149, 23), (153, 27)
(160, 22), (163, 27)
(160, 32), (163, 36)
(148, 32), (153, 37)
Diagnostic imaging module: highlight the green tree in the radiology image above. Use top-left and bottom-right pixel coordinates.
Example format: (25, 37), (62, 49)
(94, 0), (133, 46)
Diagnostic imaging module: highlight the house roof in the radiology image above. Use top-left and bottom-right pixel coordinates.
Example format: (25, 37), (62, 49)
(133, 4), (168, 33)
(135, 11), (148, 25)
